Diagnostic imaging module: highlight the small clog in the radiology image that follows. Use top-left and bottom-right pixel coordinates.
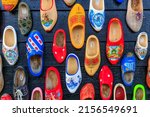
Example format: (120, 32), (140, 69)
(40, 0), (57, 32)
(99, 65), (114, 100)
(126, 0), (143, 32)
(133, 84), (146, 100)
(31, 87), (43, 100)
(66, 53), (82, 93)
(52, 29), (67, 63)
(146, 57), (150, 88)
(106, 18), (124, 65)
(2, 25), (18, 66)
(64, 0), (76, 6)
(0, 55), (4, 93)
(18, 2), (32, 35)
(114, 83), (127, 100)
(1, 93), (12, 100)
(68, 4), (85, 49)
(26, 30), (44, 77)
(80, 83), (95, 100)
(45, 67), (63, 100)
(2, 0), (19, 11)
(89, 0), (105, 31)
(13, 66), (29, 100)
(84, 35), (101, 76)
(135, 32), (148, 60)
(121, 52), (136, 86)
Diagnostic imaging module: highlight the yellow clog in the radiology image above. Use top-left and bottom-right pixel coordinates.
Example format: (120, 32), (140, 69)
(68, 3), (85, 49)
(84, 35), (101, 76)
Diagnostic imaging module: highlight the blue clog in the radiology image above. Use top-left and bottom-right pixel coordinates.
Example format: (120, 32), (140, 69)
(121, 52), (136, 86)
(26, 30), (44, 77)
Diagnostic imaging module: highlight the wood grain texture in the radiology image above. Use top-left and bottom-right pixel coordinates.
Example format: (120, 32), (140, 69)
(0, 0), (150, 100)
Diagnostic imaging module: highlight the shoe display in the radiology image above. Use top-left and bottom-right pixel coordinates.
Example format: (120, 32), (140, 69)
(84, 35), (101, 76)
(126, 0), (143, 32)
(40, 0), (57, 32)
(18, 2), (32, 35)
(45, 67), (63, 100)
(80, 83), (95, 100)
(52, 29), (67, 63)
(121, 52), (136, 86)
(2, 25), (19, 66)
(135, 32), (148, 60)
(106, 18), (124, 65)
(68, 4), (85, 49)
(89, 0), (105, 31)
(26, 30), (44, 77)
(99, 65), (114, 100)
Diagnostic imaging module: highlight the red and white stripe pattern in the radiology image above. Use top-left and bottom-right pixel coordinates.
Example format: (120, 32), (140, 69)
(28, 37), (39, 51)
(26, 43), (31, 53)
(34, 34), (43, 46)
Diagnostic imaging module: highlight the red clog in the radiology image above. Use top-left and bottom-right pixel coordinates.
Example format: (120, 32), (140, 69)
(1, 93), (12, 100)
(80, 83), (95, 100)
(52, 29), (67, 63)
(99, 65), (114, 100)
(106, 18), (124, 65)
(45, 67), (63, 100)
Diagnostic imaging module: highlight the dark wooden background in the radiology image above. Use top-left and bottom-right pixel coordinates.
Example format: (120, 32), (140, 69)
(0, 0), (150, 100)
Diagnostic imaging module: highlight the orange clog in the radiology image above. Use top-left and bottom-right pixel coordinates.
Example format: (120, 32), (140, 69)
(2, 0), (19, 11)
(68, 3), (85, 49)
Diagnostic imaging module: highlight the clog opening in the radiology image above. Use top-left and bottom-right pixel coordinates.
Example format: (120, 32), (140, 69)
(41, 0), (52, 10)
(131, 0), (142, 11)
(46, 70), (58, 90)
(14, 68), (25, 87)
(102, 84), (110, 98)
(124, 72), (134, 84)
(92, 0), (104, 10)
(67, 57), (78, 75)
(30, 55), (42, 74)
(87, 37), (97, 57)
(33, 90), (42, 100)
(20, 4), (28, 17)
(109, 21), (121, 42)
(56, 32), (64, 47)
(115, 86), (125, 100)
(139, 34), (147, 47)
(5, 29), (15, 47)
(135, 88), (143, 100)
(72, 26), (83, 46)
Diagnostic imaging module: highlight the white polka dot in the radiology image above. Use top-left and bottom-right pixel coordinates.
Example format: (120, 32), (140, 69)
(108, 74), (110, 77)
(62, 49), (65, 51)
(100, 79), (102, 82)
(55, 52), (57, 54)
(61, 56), (64, 59)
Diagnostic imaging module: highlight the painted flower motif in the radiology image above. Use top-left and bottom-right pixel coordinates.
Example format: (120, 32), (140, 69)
(136, 12), (142, 21)
(89, 10), (104, 28)
(66, 77), (79, 90)
(5, 50), (17, 63)
(135, 47), (147, 60)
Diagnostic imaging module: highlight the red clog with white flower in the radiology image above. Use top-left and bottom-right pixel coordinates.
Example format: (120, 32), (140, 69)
(45, 67), (63, 100)
(99, 65), (114, 100)
(52, 29), (67, 63)
(106, 18), (124, 65)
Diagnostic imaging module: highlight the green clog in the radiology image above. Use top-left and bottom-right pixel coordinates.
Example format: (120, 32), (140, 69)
(133, 84), (146, 100)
